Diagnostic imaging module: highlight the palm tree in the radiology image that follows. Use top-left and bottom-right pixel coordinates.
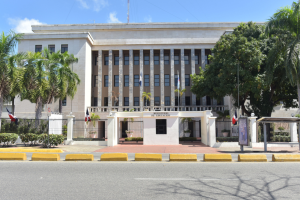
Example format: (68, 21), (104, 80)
(175, 87), (186, 106)
(266, 1), (300, 110)
(142, 92), (151, 107)
(86, 113), (100, 127)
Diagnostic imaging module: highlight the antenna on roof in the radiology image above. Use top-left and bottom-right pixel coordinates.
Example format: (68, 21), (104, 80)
(127, 0), (130, 23)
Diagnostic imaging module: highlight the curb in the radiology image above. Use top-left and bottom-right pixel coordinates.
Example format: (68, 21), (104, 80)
(0, 153), (27, 160)
(272, 154), (300, 162)
(101, 153), (128, 161)
(31, 153), (60, 161)
(135, 153), (162, 161)
(65, 154), (94, 161)
(203, 154), (232, 162)
(169, 154), (197, 161)
(0, 148), (63, 153)
(238, 154), (267, 162)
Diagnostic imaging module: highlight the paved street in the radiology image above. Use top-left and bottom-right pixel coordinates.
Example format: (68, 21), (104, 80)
(1, 162), (300, 199)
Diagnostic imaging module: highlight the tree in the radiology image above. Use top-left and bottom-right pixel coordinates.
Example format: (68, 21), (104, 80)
(216, 110), (230, 121)
(174, 87), (186, 106)
(86, 113), (100, 127)
(142, 92), (151, 107)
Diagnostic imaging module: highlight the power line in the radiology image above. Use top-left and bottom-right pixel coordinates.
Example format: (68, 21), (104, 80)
(175, 0), (199, 21)
(64, 1), (76, 24)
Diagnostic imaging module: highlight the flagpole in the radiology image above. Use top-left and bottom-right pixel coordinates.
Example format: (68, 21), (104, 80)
(177, 70), (179, 111)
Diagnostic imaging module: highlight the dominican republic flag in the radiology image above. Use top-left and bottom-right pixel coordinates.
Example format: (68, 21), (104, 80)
(178, 76), (180, 89)
(85, 109), (91, 122)
(139, 73), (142, 86)
(232, 110), (238, 125)
(6, 107), (18, 125)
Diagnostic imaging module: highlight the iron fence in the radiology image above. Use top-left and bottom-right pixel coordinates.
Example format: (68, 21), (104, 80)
(72, 119), (106, 140)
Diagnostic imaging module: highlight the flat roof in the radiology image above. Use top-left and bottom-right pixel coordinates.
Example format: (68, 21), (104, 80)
(257, 117), (300, 123)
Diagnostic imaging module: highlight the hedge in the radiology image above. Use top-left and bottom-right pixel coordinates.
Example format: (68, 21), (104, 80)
(216, 137), (239, 142)
(125, 137), (143, 141)
(19, 133), (39, 146)
(38, 134), (64, 148)
(0, 133), (18, 147)
(179, 137), (197, 141)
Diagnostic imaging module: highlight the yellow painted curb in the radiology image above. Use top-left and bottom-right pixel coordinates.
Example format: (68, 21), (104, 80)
(135, 153), (162, 161)
(0, 153), (27, 160)
(31, 153), (60, 161)
(272, 154), (300, 162)
(0, 148), (63, 153)
(65, 154), (94, 161)
(101, 153), (128, 161)
(169, 154), (197, 161)
(203, 154), (232, 162)
(238, 154), (267, 162)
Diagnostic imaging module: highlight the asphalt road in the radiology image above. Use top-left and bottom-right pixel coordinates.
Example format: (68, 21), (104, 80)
(1, 162), (300, 199)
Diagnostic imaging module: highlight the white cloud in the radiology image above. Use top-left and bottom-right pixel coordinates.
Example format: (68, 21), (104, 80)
(77, 0), (89, 9)
(93, 0), (108, 12)
(8, 18), (46, 33)
(144, 15), (152, 23)
(108, 12), (121, 23)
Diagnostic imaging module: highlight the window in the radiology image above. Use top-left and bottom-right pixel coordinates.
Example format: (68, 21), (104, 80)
(174, 54), (179, 64)
(154, 96), (160, 106)
(154, 54), (159, 65)
(165, 96), (170, 106)
(94, 75), (98, 87)
(104, 55), (109, 65)
(144, 75), (149, 87)
(184, 54), (189, 64)
(195, 54), (199, 64)
(206, 96), (211, 105)
(175, 74), (179, 87)
(205, 55), (209, 65)
(134, 75), (139, 87)
(154, 75), (159, 86)
(114, 55), (119, 65)
(144, 54), (149, 65)
(94, 97), (98, 106)
(114, 75), (119, 87)
(35, 45), (42, 53)
(185, 74), (190, 86)
(104, 97), (108, 106)
(134, 55), (139, 65)
(95, 56), (97, 65)
(185, 96), (190, 106)
(104, 75), (108, 87)
(124, 97), (129, 106)
(156, 119), (167, 134)
(48, 45), (55, 53)
(124, 55), (129, 65)
(164, 54), (169, 64)
(134, 97), (139, 106)
(124, 75), (129, 87)
(164, 74), (170, 86)
(62, 98), (67, 106)
(144, 98), (150, 106)
(196, 97), (200, 105)
(175, 96), (178, 106)
(61, 44), (68, 53)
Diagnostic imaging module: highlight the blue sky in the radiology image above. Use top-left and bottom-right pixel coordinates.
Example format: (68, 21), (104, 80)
(0, 0), (295, 34)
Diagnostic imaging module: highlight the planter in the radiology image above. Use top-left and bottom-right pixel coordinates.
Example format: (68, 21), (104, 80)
(144, 108), (149, 111)
(89, 134), (97, 138)
(222, 132), (229, 137)
(184, 133), (190, 137)
(126, 133), (133, 138)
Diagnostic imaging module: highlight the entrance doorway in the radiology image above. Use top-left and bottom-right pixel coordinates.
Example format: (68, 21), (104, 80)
(188, 121), (194, 137)
(121, 121), (128, 138)
(98, 121), (105, 139)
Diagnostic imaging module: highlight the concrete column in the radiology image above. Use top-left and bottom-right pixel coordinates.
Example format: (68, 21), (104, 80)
(208, 116), (217, 147)
(119, 49), (123, 107)
(129, 49), (133, 107)
(139, 49), (143, 110)
(66, 115), (74, 145)
(108, 50), (112, 107)
(248, 116), (257, 146)
(170, 49), (175, 108)
(160, 49), (164, 108)
(191, 48), (196, 109)
(107, 111), (118, 146)
(150, 49), (154, 107)
(97, 50), (102, 107)
(201, 110), (212, 146)
(201, 48), (205, 69)
(180, 48), (185, 107)
(290, 122), (298, 142)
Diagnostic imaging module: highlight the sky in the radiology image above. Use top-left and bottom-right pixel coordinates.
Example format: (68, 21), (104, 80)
(0, 0), (295, 34)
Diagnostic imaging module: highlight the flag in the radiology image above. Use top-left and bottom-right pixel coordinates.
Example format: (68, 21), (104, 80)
(139, 73), (142, 87)
(232, 110), (238, 125)
(85, 109), (91, 122)
(6, 107), (18, 125)
(178, 75), (180, 89)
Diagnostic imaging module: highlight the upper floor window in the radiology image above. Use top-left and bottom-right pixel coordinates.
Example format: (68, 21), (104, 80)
(164, 54), (169, 64)
(154, 74), (159, 86)
(104, 97), (108, 106)
(154, 97), (160, 106)
(124, 55), (129, 65)
(195, 54), (199, 64)
(35, 45), (42, 53)
(134, 55), (139, 65)
(175, 96), (178, 106)
(185, 96), (190, 106)
(104, 75), (108, 87)
(174, 54), (179, 65)
(175, 74), (179, 87)
(61, 44), (68, 53)
(196, 97), (200, 105)
(164, 74), (170, 86)
(154, 54), (159, 65)
(124, 97), (129, 106)
(93, 97), (98, 107)
(144, 54), (149, 65)
(165, 96), (170, 106)
(48, 45), (55, 53)
(104, 55), (109, 65)
(185, 74), (190, 86)
(114, 55), (119, 65)
(134, 97), (139, 106)
(184, 54), (189, 64)
(62, 97), (67, 106)
(114, 75), (119, 87)
(205, 55), (209, 65)
(134, 75), (139, 87)
(124, 75), (129, 87)
(144, 75), (149, 87)
(94, 75), (98, 87)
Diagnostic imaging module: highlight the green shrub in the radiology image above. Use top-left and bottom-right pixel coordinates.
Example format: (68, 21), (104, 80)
(62, 125), (67, 137)
(179, 137), (197, 141)
(216, 137), (239, 142)
(38, 134), (64, 148)
(19, 133), (39, 146)
(125, 137), (143, 141)
(0, 133), (18, 147)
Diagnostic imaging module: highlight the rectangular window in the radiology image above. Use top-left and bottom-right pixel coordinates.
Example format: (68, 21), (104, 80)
(164, 54), (169, 64)
(35, 45), (42, 53)
(185, 74), (190, 86)
(164, 74), (170, 86)
(144, 98), (150, 106)
(165, 96), (170, 106)
(144, 54), (149, 65)
(94, 75), (98, 87)
(154, 96), (160, 106)
(205, 55), (209, 65)
(154, 54), (159, 65)
(94, 97), (98, 106)
(104, 97), (108, 106)
(175, 74), (179, 87)
(61, 44), (68, 53)
(104, 75), (108, 87)
(124, 75), (129, 87)
(196, 97), (200, 105)
(185, 96), (190, 106)
(154, 74), (159, 86)
(134, 75), (139, 87)
(206, 96), (211, 105)
(62, 97), (66, 106)
(114, 55), (119, 65)
(124, 97), (129, 106)
(134, 55), (139, 65)
(174, 54), (179, 65)
(114, 75), (119, 87)
(184, 54), (189, 64)
(156, 119), (167, 134)
(104, 55), (109, 65)
(48, 45), (55, 53)
(134, 97), (139, 106)
(144, 75), (149, 87)
(195, 54), (199, 64)
(175, 96), (178, 106)
(124, 55), (129, 65)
